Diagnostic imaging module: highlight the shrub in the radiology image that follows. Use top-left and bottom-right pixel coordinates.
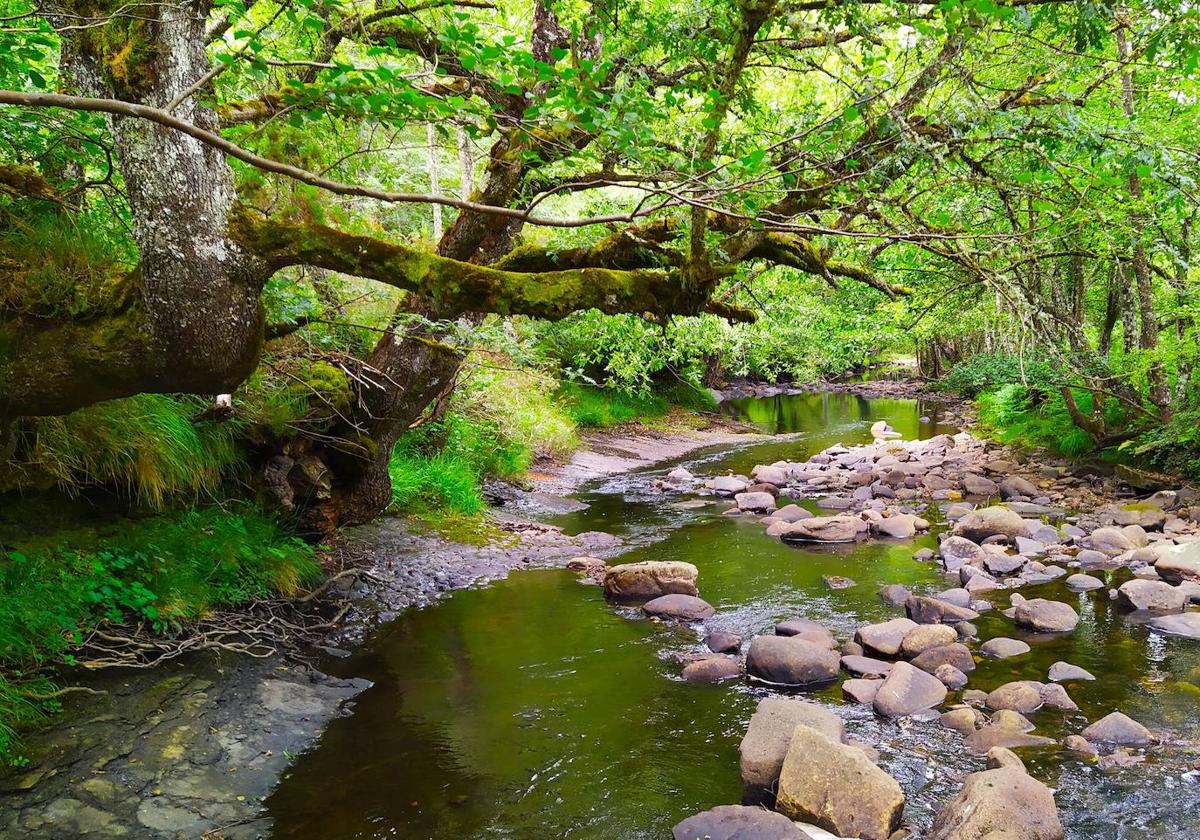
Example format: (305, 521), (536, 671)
(976, 384), (1108, 457)
(938, 353), (1058, 398)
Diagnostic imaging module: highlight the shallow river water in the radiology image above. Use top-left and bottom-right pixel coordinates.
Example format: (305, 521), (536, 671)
(264, 392), (1200, 839)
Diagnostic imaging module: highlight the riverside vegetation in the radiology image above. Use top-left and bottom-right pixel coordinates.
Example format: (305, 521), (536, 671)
(3, 0), (1200, 836)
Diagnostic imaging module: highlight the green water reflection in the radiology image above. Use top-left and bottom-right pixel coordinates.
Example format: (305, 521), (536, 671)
(264, 394), (1200, 840)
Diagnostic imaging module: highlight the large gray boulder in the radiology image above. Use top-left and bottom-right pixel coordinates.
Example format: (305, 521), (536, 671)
(1154, 543), (1200, 585)
(953, 506), (1027, 542)
(739, 697), (844, 804)
(900, 624), (958, 657)
(1149, 611), (1200, 639)
(941, 535), (986, 570)
(1066, 573), (1105, 592)
(1116, 579), (1186, 613)
(751, 464), (790, 486)
(603, 561), (698, 601)
(779, 515), (868, 543)
(642, 593), (715, 621)
(746, 636), (840, 686)
(855, 617), (918, 657)
(776, 724), (905, 840)
(1014, 598), (1079, 633)
(1090, 526), (1135, 555)
(873, 661), (948, 717)
(673, 805), (810, 840)
(713, 475), (750, 495)
(736, 491), (777, 512)
(928, 767), (1064, 840)
(980, 638), (1031, 660)
(1080, 712), (1152, 746)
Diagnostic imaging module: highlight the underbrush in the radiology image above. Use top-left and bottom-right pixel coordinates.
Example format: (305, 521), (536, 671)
(937, 352), (1057, 398)
(558, 379), (715, 428)
(1125, 409), (1200, 480)
(0, 506), (318, 762)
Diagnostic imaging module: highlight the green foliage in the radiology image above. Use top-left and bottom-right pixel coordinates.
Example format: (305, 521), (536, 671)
(9, 394), (245, 509)
(0, 506), (317, 761)
(557, 381), (668, 428)
(977, 384), (1107, 457)
(938, 353), (1058, 399)
(1126, 409), (1200, 480)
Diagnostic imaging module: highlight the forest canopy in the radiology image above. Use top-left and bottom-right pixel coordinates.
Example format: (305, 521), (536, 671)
(1, 0), (1199, 520)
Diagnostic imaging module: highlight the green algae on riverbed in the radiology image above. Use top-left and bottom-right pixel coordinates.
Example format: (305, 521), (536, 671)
(263, 392), (1200, 840)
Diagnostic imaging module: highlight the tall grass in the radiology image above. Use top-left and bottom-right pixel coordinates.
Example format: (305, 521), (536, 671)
(15, 394), (244, 509)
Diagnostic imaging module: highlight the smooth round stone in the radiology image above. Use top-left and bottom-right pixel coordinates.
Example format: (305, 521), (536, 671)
(642, 594), (715, 621)
(1048, 661), (1095, 682)
(841, 655), (893, 678)
(1066, 573), (1105, 592)
(979, 638), (1031, 660)
(704, 630), (743, 654)
(672, 805), (810, 840)
(682, 655), (741, 683)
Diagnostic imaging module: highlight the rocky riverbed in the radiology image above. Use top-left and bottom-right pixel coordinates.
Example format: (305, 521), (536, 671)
(583, 420), (1200, 839)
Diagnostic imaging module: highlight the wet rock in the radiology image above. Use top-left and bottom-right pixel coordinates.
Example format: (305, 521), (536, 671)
(672, 804), (810, 840)
(822, 575), (856, 590)
(980, 638), (1031, 660)
(1153, 543), (1200, 584)
(841, 640), (864, 657)
(1014, 598), (1079, 633)
(841, 655), (894, 679)
(986, 682), (1044, 714)
(1062, 735), (1098, 756)
(964, 575), (999, 595)
(963, 473), (1001, 496)
(1148, 611), (1200, 639)
(643, 594), (715, 621)
(935, 664), (969, 690)
(941, 707), (979, 734)
(746, 636), (840, 686)
(855, 618), (918, 657)
(878, 584), (911, 605)
(775, 619), (836, 648)
(906, 596), (980, 625)
(1066, 573), (1104, 592)
(1040, 683), (1078, 710)
(986, 746), (1027, 771)
(1015, 536), (1046, 557)
(705, 630), (743, 653)
(774, 504), (813, 523)
(928, 767), (1064, 840)
(1099, 749), (1146, 770)
(900, 624), (959, 657)
(954, 506), (1027, 542)
(965, 725), (1055, 754)
(1080, 712), (1153, 746)
(1000, 476), (1039, 499)
(736, 491), (777, 512)
(876, 513), (928, 538)
(666, 467), (695, 482)
(779, 515), (868, 544)
(604, 561), (699, 601)
(751, 464), (790, 486)
(937, 587), (971, 608)
(1074, 549), (1111, 567)
(1048, 661), (1095, 682)
(843, 678), (882, 704)
(713, 475), (750, 495)
(740, 697), (844, 804)
(941, 535), (986, 569)
(911, 643), (975, 675)
(984, 553), (1026, 576)
(682, 655), (741, 682)
(776, 725), (905, 840)
(1090, 526), (1135, 555)
(873, 661), (948, 717)
(1116, 579), (1186, 612)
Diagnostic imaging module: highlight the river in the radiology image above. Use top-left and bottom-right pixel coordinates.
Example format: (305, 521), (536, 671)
(262, 391), (1200, 839)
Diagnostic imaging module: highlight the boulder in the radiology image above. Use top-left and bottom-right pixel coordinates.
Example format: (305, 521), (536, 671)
(911, 643), (975, 675)
(1014, 598), (1079, 633)
(1062, 735), (1098, 756)
(855, 618), (918, 657)
(986, 681), (1044, 714)
(984, 553), (1026, 576)
(986, 746), (1027, 771)
(843, 678), (882, 704)
(953, 506), (1027, 542)
(1000, 476), (1039, 499)
(941, 707), (979, 734)
(746, 636), (840, 686)
(774, 504), (813, 523)
(1065, 573), (1104, 592)
(751, 464), (790, 486)
(705, 630), (743, 654)
(873, 661), (948, 717)
(1153, 543), (1200, 585)
(1040, 683), (1078, 711)
(906, 595), (980, 625)
(980, 638), (1031, 660)
(672, 805), (810, 840)
(1090, 526), (1135, 555)
(779, 515), (868, 544)
(963, 474), (1001, 496)
(935, 664), (969, 690)
(775, 617), (833, 640)
(900, 624), (959, 657)
(682, 655), (741, 682)
(1116, 579), (1186, 613)
(878, 584), (911, 606)
(940, 535), (986, 570)
(713, 475), (750, 495)
(1080, 712), (1152, 746)
(1048, 661), (1095, 682)
(1149, 611), (1200, 640)
(666, 466), (695, 482)
(735, 491), (777, 513)
(928, 767), (1065, 840)
(739, 697), (844, 804)
(876, 513), (926, 538)
(965, 727), (1055, 754)
(604, 561), (699, 602)
(841, 655), (893, 679)
(937, 587), (971, 608)
(776, 725), (905, 840)
(642, 593), (715, 621)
